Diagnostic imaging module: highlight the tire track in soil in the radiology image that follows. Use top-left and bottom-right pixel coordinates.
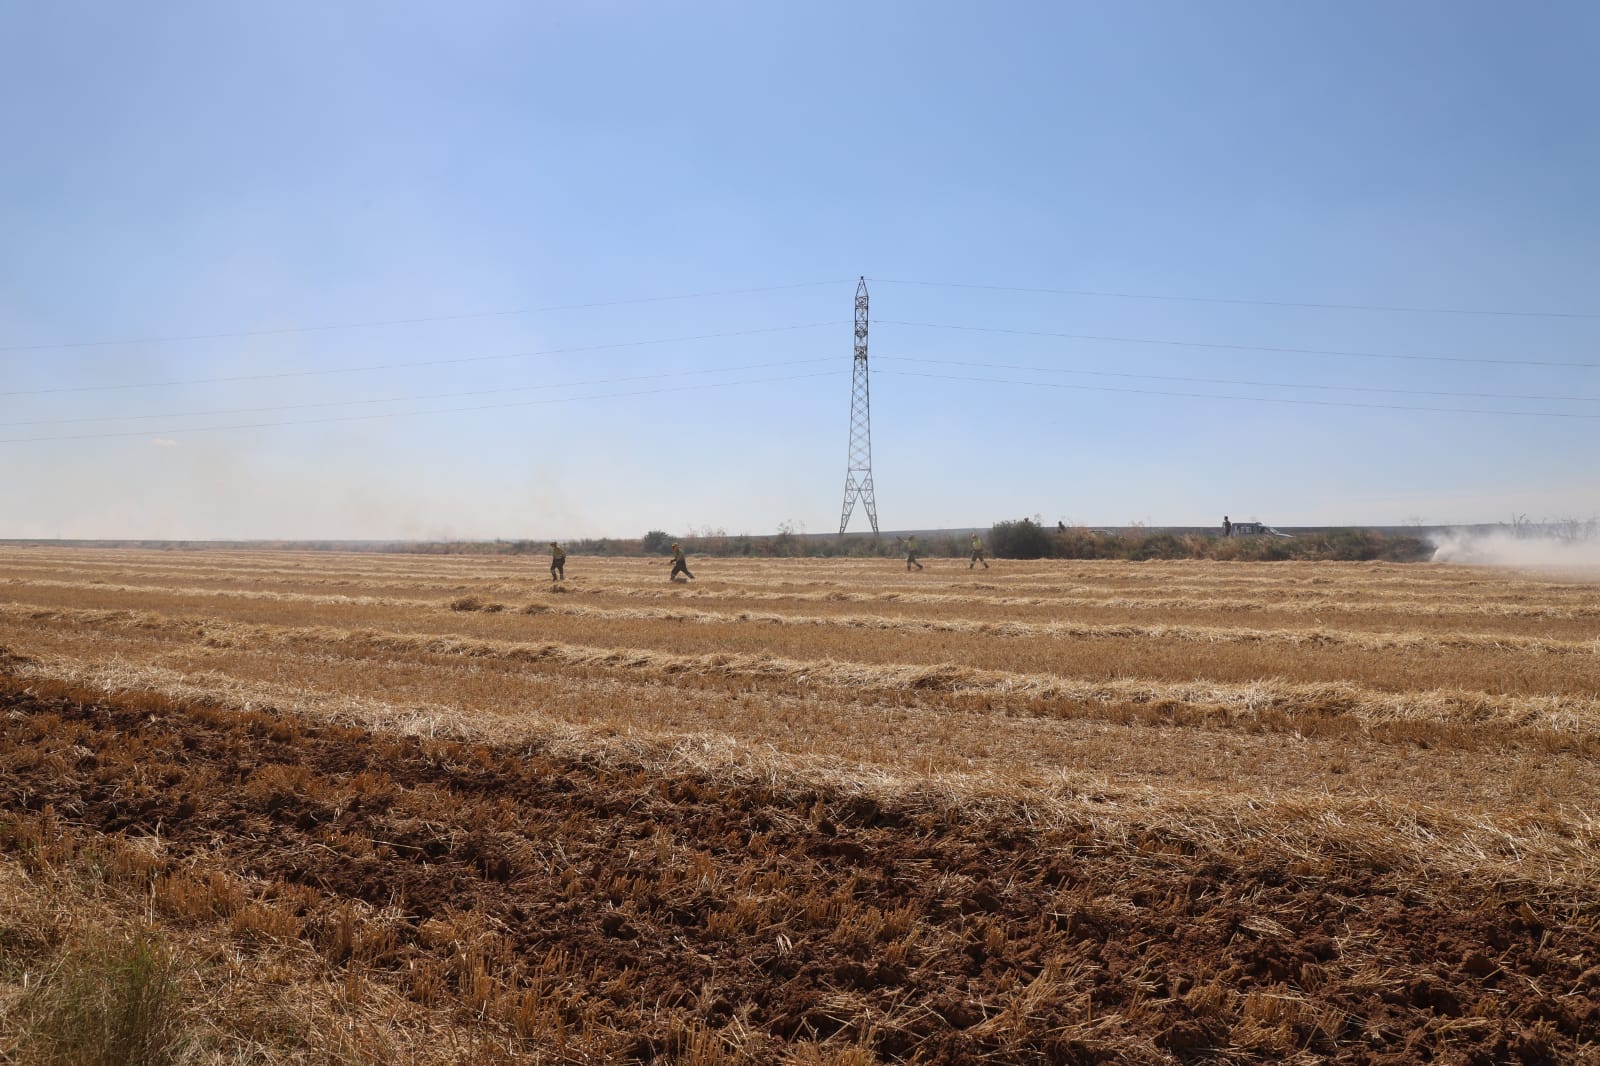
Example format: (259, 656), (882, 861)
(2, 682), (1596, 1064)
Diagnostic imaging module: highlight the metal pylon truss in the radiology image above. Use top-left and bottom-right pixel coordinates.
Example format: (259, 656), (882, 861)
(838, 276), (879, 534)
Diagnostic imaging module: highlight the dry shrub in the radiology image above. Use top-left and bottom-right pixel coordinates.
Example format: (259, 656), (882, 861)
(11, 931), (190, 1066)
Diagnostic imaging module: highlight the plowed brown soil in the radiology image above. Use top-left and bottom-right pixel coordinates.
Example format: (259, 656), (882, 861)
(3, 680), (1595, 1064)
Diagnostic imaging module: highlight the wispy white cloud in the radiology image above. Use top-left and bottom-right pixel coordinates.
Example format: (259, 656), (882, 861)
(150, 438), (178, 448)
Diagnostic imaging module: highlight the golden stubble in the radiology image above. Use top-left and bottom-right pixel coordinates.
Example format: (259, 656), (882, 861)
(2, 547), (1598, 900)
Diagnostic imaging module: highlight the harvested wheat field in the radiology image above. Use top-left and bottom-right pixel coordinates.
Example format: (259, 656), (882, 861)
(1, 546), (1598, 1065)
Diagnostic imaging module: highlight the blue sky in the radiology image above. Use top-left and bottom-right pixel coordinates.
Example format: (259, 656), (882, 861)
(3, 1), (1597, 539)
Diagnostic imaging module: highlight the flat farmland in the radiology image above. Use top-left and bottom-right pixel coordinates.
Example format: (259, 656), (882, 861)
(1, 547), (1597, 1064)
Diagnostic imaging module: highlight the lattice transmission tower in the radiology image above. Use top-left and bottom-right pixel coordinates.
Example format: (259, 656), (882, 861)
(838, 276), (879, 534)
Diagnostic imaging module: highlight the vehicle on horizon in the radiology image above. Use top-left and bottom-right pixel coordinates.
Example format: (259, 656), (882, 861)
(1229, 522), (1293, 538)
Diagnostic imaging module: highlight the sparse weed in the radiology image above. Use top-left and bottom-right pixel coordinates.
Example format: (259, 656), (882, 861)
(12, 932), (188, 1066)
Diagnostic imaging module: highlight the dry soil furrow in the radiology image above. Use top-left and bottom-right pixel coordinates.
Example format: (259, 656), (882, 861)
(10, 587), (1600, 699)
(8, 633), (1596, 823)
(6, 580), (1596, 657)
(553, 582), (1600, 620)
(5, 604), (1597, 737)
(20, 574), (1600, 642)
(7, 681), (1599, 1063)
(2, 662), (1596, 897)
(9, 552), (1586, 598)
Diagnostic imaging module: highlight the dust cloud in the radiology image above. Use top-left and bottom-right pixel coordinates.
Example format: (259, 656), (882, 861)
(5, 431), (591, 542)
(1430, 524), (1600, 572)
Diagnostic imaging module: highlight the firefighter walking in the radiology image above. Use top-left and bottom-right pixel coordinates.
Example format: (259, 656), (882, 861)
(549, 542), (566, 581)
(969, 534), (989, 570)
(669, 542), (695, 581)
(905, 534), (924, 571)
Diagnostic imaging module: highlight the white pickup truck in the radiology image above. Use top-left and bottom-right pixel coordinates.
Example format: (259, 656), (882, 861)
(1228, 522), (1293, 538)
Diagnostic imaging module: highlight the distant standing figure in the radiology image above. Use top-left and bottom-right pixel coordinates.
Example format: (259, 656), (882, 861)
(969, 534), (989, 570)
(549, 541), (566, 581)
(905, 535), (924, 571)
(1223, 515), (1232, 538)
(669, 542), (695, 581)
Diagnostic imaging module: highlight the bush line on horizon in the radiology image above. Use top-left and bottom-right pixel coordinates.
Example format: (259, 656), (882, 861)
(9, 523), (1433, 562)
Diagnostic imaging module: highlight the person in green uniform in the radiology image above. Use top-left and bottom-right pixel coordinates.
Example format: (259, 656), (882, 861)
(549, 542), (566, 581)
(669, 543), (694, 581)
(905, 534), (924, 571)
(969, 534), (989, 570)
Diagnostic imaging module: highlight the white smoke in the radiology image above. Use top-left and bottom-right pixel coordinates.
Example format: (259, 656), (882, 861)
(1430, 521), (1600, 571)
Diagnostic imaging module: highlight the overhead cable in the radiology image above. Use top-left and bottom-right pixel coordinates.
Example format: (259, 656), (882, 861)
(876, 356), (1600, 404)
(875, 368), (1600, 420)
(0, 280), (852, 353)
(0, 321), (843, 398)
(875, 320), (1600, 370)
(0, 357), (838, 429)
(0, 370), (842, 445)
(872, 280), (1600, 321)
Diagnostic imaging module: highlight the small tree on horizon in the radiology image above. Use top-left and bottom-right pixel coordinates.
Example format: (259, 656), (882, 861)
(989, 518), (1053, 559)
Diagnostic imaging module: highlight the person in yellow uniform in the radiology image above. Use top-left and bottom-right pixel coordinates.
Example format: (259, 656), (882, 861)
(905, 534), (924, 571)
(549, 542), (566, 581)
(669, 542), (694, 581)
(969, 534), (989, 570)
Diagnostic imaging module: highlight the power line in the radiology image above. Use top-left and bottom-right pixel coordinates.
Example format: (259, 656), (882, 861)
(0, 369), (842, 445)
(0, 321), (842, 398)
(0, 358), (838, 429)
(0, 279), (852, 353)
(877, 356), (1600, 405)
(872, 279), (1600, 321)
(10, 272), (1592, 356)
(875, 319), (1600, 370)
(875, 368), (1600, 420)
